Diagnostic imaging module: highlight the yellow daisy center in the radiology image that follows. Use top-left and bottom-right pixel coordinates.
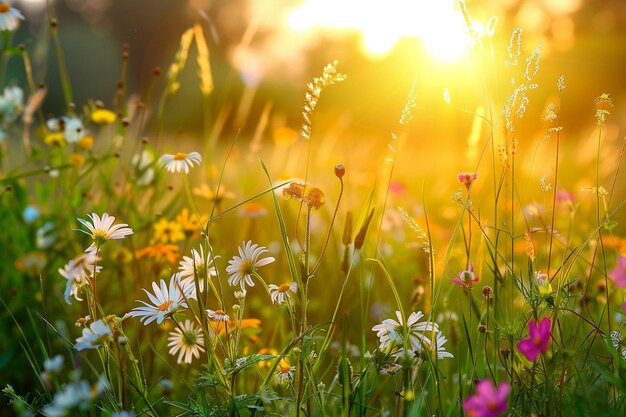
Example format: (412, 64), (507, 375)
(182, 330), (198, 346)
(0, 4), (10, 13)
(278, 284), (291, 293)
(173, 153), (188, 160)
(157, 300), (173, 311)
(239, 259), (254, 275)
(92, 230), (109, 241)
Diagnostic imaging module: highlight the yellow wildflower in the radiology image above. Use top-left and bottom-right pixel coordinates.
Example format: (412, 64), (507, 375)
(91, 109), (116, 125)
(192, 183), (235, 202)
(153, 218), (184, 243)
(44, 132), (65, 147)
(176, 208), (207, 237)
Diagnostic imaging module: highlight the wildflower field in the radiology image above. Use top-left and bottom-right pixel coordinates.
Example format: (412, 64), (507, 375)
(2, 1), (626, 416)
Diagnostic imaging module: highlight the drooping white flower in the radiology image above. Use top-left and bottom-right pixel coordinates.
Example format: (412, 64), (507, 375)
(167, 319), (205, 364)
(77, 212), (133, 252)
(206, 308), (230, 322)
(158, 151), (202, 173)
(226, 240), (275, 290)
(274, 358), (295, 386)
(127, 273), (194, 325)
(74, 319), (112, 351)
(268, 282), (297, 305)
(59, 251), (101, 304)
(206, 308), (230, 334)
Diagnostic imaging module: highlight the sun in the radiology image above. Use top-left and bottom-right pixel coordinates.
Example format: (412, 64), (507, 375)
(286, 0), (483, 62)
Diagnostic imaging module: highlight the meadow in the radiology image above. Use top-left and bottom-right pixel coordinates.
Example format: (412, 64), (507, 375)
(1, 1), (626, 416)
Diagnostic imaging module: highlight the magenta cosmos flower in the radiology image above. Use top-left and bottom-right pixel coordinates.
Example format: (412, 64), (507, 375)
(451, 262), (479, 289)
(609, 255), (626, 288)
(463, 380), (510, 417)
(517, 317), (551, 362)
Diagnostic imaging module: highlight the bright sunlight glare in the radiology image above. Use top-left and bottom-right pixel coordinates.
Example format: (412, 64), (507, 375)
(286, 0), (479, 61)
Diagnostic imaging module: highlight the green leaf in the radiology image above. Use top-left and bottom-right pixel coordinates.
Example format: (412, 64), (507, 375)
(195, 372), (228, 389)
(222, 354), (277, 376)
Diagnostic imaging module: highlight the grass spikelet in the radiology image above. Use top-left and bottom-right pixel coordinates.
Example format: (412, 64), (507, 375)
(193, 24), (214, 97)
(505, 27), (523, 67)
(399, 77), (418, 127)
(398, 207), (431, 253)
(166, 27), (194, 95)
(300, 60), (346, 140)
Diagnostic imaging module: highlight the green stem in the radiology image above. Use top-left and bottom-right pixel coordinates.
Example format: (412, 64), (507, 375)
(50, 22), (74, 110)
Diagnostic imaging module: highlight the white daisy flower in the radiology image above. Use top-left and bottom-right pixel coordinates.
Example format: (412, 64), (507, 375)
(226, 240), (275, 290)
(127, 274), (194, 325)
(46, 116), (87, 143)
(167, 320), (205, 364)
(0, 85), (23, 122)
(372, 311), (437, 358)
(63, 117), (86, 143)
(112, 412), (136, 417)
(132, 150), (155, 186)
(206, 308), (230, 334)
(59, 251), (102, 304)
(275, 358), (295, 386)
(42, 375), (108, 417)
(611, 330), (626, 360)
(422, 331), (454, 360)
(178, 246), (218, 290)
(0, 2), (23, 32)
(77, 212), (133, 252)
(534, 271), (548, 286)
(43, 355), (64, 373)
(268, 282), (297, 305)
(158, 151), (202, 173)
(74, 319), (112, 351)
(206, 308), (230, 322)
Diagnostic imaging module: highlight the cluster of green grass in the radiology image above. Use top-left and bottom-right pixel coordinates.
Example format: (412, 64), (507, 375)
(1, 4), (626, 417)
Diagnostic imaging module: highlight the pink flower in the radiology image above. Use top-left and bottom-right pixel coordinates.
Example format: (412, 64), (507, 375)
(389, 180), (406, 196)
(463, 380), (510, 417)
(609, 256), (626, 288)
(451, 262), (479, 289)
(555, 188), (575, 205)
(517, 317), (551, 362)
(457, 172), (477, 188)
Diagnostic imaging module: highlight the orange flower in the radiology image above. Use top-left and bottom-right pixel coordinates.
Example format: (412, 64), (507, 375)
(136, 243), (180, 264)
(238, 202), (267, 218)
(208, 317), (261, 336)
